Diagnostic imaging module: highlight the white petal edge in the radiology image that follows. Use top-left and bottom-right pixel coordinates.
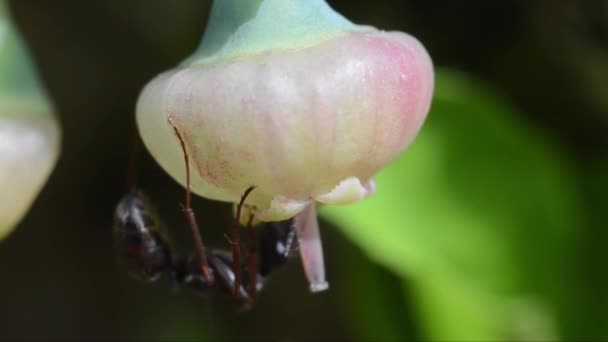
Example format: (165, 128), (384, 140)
(315, 176), (376, 204)
(255, 195), (312, 222)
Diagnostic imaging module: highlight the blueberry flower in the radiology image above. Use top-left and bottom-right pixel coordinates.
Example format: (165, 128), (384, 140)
(137, 0), (433, 291)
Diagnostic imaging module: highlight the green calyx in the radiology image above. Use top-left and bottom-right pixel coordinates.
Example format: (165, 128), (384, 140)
(0, 0), (52, 116)
(186, 0), (370, 66)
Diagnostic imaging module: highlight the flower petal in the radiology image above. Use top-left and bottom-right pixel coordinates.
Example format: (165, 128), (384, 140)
(315, 176), (374, 204)
(256, 195), (312, 222)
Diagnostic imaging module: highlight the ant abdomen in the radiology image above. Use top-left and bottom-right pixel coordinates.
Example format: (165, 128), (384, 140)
(113, 191), (173, 283)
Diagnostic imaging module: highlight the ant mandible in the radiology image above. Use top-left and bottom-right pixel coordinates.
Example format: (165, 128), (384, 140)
(112, 117), (298, 307)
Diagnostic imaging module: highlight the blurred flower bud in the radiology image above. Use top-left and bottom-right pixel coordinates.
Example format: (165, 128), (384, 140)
(0, 1), (60, 240)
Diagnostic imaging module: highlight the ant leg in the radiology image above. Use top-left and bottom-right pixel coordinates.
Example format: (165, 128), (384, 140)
(167, 116), (212, 281)
(229, 186), (255, 299)
(245, 211), (257, 300)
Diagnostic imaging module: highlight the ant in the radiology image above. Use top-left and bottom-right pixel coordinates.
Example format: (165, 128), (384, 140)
(112, 118), (298, 307)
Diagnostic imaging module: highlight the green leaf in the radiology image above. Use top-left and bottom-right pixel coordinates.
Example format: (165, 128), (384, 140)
(321, 69), (580, 341)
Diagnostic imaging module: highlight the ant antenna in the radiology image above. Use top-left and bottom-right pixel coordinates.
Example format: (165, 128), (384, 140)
(167, 116), (212, 281)
(230, 185), (256, 298)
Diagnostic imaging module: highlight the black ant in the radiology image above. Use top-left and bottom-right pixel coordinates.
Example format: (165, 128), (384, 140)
(112, 118), (298, 307)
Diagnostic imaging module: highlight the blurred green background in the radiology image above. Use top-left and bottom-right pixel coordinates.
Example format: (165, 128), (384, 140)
(1, 0), (607, 340)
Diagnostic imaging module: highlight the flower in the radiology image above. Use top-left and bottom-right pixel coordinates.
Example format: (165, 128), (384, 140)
(0, 108), (59, 240)
(136, 0), (433, 291)
(0, 1), (60, 240)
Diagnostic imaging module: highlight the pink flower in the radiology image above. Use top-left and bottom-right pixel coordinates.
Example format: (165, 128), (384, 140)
(136, 0), (433, 292)
(138, 30), (433, 221)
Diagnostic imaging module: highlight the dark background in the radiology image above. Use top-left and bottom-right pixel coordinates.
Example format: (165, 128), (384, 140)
(1, 0), (606, 340)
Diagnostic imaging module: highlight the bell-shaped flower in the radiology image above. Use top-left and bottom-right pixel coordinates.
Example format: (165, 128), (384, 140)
(137, 0), (433, 292)
(0, 1), (60, 240)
